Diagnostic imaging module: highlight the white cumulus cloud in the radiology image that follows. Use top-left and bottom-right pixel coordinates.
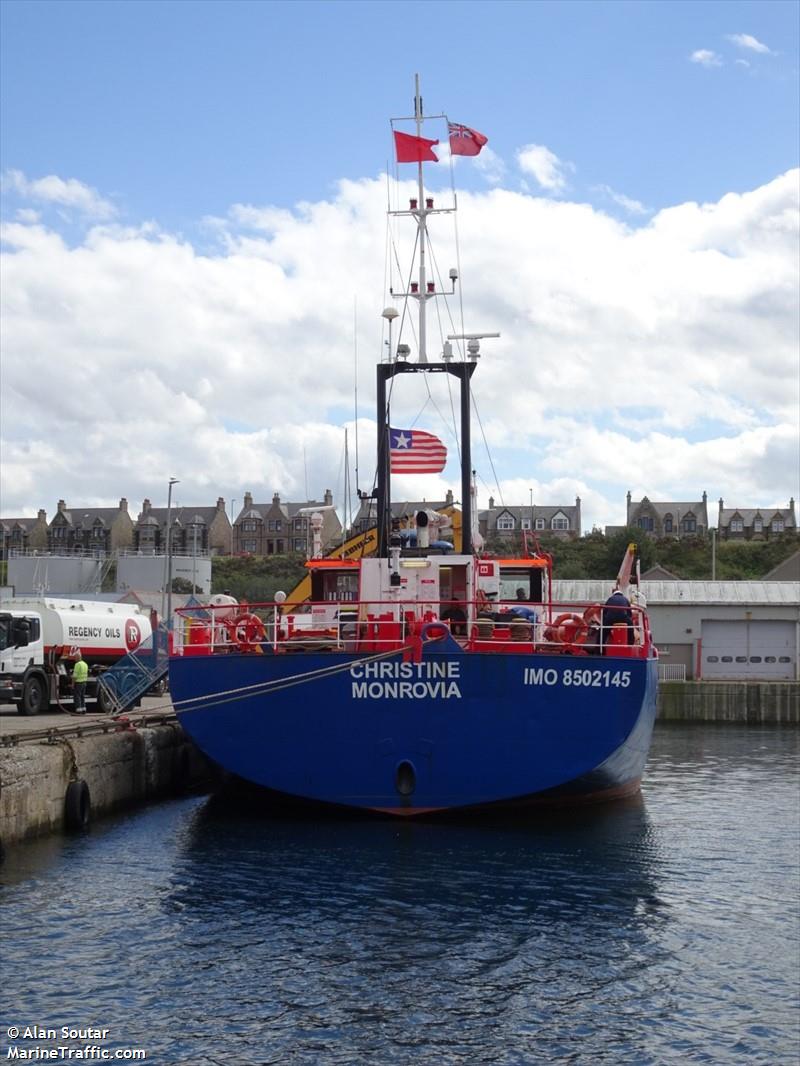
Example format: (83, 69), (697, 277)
(1, 168), (798, 534)
(516, 145), (572, 194)
(726, 33), (773, 55)
(2, 169), (117, 219)
(690, 49), (723, 68)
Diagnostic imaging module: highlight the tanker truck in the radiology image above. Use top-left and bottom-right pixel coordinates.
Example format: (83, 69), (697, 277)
(0, 598), (157, 715)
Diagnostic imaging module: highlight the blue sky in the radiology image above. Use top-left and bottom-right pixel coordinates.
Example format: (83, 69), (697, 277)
(1, 0), (798, 532)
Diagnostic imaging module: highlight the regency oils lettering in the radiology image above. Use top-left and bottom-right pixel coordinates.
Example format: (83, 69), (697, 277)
(350, 659), (462, 699)
(67, 625), (123, 639)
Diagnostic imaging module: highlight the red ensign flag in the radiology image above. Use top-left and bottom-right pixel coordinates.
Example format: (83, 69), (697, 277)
(394, 131), (440, 163)
(390, 428), (447, 473)
(448, 122), (488, 157)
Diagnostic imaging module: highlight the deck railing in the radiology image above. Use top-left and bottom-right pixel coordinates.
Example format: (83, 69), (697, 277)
(172, 598), (652, 659)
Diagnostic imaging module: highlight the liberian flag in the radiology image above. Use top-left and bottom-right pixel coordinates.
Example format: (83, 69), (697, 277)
(390, 428), (447, 473)
(448, 122), (488, 157)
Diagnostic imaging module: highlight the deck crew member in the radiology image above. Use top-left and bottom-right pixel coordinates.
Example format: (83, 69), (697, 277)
(601, 587), (633, 649)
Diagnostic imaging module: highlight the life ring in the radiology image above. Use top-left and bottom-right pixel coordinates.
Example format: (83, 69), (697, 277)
(225, 613), (267, 652)
(64, 779), (91, 832)
(420, 621), (450, 643)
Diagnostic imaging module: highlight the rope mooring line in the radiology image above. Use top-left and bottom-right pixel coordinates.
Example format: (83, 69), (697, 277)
(168, 639), (440, 714)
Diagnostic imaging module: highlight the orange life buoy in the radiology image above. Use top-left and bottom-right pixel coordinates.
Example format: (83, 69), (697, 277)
(225, 612), (266, 652)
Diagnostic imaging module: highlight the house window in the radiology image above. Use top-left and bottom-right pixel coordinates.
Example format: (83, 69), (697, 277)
(637, 516), (654, 531)
(521, 518), (531, 530)
(294, 518), (304, 531)
(772, 519), (784, 533)
(276, 540), (284, 553)
(52, 526), (65, 539)
(552, 517), (569, 531)
(294, 539), (305, 551)
(243, 519), (258, 532)
(268, 520), (276, 532)
(497, 517), (514, 531)
(730, 519), (743, 533)
(534, 518), (545, 531)
(753, 519), (763, 533)
(243, 540), (257, 553)
(664, 516), (673, 533)
(682, 518), (696, 533)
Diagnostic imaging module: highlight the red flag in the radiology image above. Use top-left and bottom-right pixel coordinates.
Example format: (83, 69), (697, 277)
(393, 131), (439, 164)
(448, 122), (488, 157)
(390, 428), (447, 473)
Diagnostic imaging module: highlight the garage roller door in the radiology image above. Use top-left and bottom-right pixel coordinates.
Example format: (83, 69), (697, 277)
(701, 620), (796, 680)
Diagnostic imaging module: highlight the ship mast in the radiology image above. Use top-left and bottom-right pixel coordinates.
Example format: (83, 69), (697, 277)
(414, 73), (429, 364)
(377, 77), (490, 559)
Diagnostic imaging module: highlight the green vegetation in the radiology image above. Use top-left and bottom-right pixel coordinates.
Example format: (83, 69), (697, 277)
(211, 553), (307, 603)
(539, 529), (798, 580)
(208, 533), (797, 597)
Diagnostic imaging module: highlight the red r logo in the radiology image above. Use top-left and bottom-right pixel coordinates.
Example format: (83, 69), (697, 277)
(125, 619), (141, 650)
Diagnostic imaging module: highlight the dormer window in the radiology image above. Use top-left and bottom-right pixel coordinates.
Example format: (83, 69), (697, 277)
(772, 518), (784, 533)
(497, 516), (514, 531)
(638, 516), (654, 531)
(663, 515), (673, 533)
(730, 518), (743, 533)
(534, 518), (545, 530)
(682, 517), (696, 533)
(753, 518), (763, 533)
(552, 516), (569, 531)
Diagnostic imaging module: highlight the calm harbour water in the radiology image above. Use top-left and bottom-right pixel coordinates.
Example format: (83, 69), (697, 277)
(2, 724), (798, 1066)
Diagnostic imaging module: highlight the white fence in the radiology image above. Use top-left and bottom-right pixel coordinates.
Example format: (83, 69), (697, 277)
(658, 663), (687, 682)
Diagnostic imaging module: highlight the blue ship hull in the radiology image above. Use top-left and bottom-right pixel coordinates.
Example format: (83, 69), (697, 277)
(170, 638), (658, 816)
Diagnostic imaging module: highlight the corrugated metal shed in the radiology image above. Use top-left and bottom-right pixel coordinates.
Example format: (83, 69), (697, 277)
(552, 580), (800, 605)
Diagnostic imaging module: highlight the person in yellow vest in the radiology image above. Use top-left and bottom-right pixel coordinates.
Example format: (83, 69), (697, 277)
(72, 651), (89, 714)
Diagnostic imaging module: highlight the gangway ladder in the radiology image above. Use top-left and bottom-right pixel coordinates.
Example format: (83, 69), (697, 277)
(96, 624), (170, 714)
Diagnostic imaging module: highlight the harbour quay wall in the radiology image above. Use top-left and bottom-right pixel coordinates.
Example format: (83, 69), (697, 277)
(0, 717), (212, 849)
(658, 681), (799, 724)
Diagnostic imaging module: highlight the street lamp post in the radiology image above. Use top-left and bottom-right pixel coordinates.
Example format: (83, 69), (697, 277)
(165, 477), (180, 628)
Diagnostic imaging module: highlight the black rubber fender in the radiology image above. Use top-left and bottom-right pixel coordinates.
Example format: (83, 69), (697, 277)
(171, 743), (191, 795)
(64, 779), (91, 832)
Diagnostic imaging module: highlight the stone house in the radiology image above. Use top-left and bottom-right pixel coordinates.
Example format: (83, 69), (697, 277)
(0, 510), (49, 557)
(717, 498), (796, 541)
(134, 497), (231, 556)
(233, 491), (341, 556)
(480, 497), (582, 542)
(626, 492), (709, 539)
(47, 498), (135, 554)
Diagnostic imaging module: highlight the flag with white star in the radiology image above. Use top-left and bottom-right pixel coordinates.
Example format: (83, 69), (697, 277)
(389, 428), (447, 473)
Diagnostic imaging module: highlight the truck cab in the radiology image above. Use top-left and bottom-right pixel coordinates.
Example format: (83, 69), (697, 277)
(0, 610), (48, 714)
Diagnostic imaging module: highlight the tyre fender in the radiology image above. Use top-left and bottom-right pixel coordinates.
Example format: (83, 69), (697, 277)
(64, 779), (91, 832)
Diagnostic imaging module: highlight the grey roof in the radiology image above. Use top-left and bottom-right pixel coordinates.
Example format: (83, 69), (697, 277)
(763, 551), (800, 581)
(136, 506), (217, 526)
(242, 499), (333, 520)
(54, 507), (122, 528)
(355, 499), (454, 522)
(553, 579), (800, 605)
(1, 517), (38, 531)
(481, 505), (578, 520)
(719, 507), (795, 527)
